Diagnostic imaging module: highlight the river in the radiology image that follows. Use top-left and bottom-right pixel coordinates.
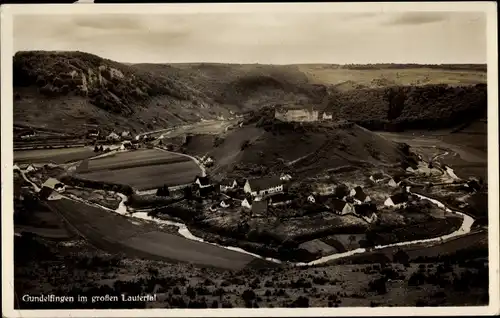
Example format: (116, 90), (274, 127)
(16, 166), (475, 267)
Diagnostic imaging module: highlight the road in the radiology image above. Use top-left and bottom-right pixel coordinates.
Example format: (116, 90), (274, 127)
(46, 198), (257, 270)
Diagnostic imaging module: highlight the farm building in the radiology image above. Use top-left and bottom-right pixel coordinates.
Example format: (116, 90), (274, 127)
(244, 176), (284, 197)
(241, 197), (253, 209)
(384, 192), (409, 208)
(327, 198), (355, 215)
(274, 107), (319, 123)
(350, 186), (371, 205)
(13, 164), (20, 171)
(220, 199), (232, 208)
(251, 200), (268, 217)
(194, 176), (212, 189)
(219, 179), (238, 192)
(268, 193), (294, 207)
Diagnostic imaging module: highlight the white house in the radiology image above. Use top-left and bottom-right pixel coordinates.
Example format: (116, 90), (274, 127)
(13, 164), (20, 171)
(244, 176), (283, 197)
(219, 179), (238, 192)
(307, 195), (316, 203)
(194, 176), (212, 189)
(241, 198), (252, 209)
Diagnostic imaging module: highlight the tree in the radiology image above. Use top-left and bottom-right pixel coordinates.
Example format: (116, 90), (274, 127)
(94, 145), (100, 152)
(348, 235), (357, 249)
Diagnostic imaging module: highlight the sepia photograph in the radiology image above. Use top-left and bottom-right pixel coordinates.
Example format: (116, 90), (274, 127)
(1, 2), (498, 317)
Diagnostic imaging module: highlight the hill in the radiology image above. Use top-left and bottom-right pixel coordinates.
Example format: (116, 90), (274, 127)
(178, 109), (415, 178)
(13, 51), (487, 135)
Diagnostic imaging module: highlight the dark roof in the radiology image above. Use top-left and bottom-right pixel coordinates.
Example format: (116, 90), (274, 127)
(269, 193), (293, 203)
(390, 192), (409, 205)
(247, 176), (282, 191)
(195, 176), (211, 186)
(355, 203), (377, 216)
(329, 198), (348, 212)
(251, 200), (268, 214)
(353, 186), (367, 201)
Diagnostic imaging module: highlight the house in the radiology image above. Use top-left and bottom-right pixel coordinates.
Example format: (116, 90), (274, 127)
(384, 192), (409, 208)
(327, 198), (355, 215)
(38, 187), (58, 200)
(280, 174), (292, 181)
(243, 176), (284, 197)
(314, 183), (335, 195)
(241, 197), (253, 209)
(350, 186), (371, 204)
(194, 176), (212, 189)
(322, 111), (333, 120)
(307, 195), (316, 203)
(354, 203), (378, 223)
(13, 164), (20, 171)
(268, 193), (294, 207)
(106, 132), (121, 141)
(219, 179), (238, 192)
(209, 205), (218, 212)
(251, 200), (268, 216)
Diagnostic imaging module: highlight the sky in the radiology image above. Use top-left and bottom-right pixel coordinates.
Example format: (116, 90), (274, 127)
(13, 11), (487, 64)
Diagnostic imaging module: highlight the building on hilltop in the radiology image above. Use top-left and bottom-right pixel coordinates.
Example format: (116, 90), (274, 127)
(244, 176), (284, 198)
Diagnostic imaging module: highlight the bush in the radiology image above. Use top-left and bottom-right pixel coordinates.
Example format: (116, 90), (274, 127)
(290, 296), (309, 308)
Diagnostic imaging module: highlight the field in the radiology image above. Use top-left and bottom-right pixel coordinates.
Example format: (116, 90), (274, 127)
(14, 147), (96, 164)
(298, 65), (486, 88)
(46, 198), (257, 270)
(76, 149), (202, 190)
